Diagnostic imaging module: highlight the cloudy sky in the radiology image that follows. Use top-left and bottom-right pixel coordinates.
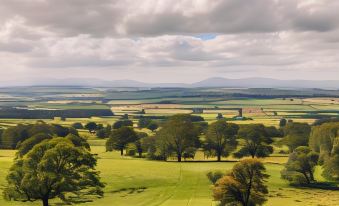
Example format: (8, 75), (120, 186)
(1, 0), (339, 84)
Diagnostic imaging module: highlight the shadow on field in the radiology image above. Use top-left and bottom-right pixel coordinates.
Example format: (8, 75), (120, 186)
(294, 182), (339, 191)
(109, 187), (148, 196)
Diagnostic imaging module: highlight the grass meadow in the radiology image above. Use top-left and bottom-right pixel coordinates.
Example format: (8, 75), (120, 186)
(0, 144), (338, 206)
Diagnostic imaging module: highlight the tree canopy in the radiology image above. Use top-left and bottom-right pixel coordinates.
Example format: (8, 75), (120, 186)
(234, 124), (273, 158)
(205, 120), (239, 161)
(213, 158), (269, 206)
(156, 114), (200, 162)
(282, 122), (311, 152)
(4, 138), (104, 206)
(106, 127), (138, 155)
(281, 146), (319, 185)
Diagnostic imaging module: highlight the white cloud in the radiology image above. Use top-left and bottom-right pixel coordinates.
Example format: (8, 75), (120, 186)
(0, 0), (339, 83)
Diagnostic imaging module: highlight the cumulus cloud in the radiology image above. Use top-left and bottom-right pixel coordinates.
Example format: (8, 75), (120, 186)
(0, 0), (339, 83)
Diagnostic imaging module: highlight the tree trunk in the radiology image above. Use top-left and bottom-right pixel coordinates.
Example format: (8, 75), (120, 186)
(244, 173), (253, 206)
(303, 172), (310, 184)
(120, 149), (123, 156)
(309, 170), (315, 182)
(177, 153), (182, 162)
(217, 154), (221, 162)
(42, 197), (49, 206)
(138, 152), (142, 158)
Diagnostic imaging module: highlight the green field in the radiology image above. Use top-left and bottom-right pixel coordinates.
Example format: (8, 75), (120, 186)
(1, 145), (338, 206)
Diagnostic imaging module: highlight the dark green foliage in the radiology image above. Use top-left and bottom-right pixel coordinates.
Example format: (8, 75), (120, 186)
(265, 126), (283, 137)
(16, 133), (52, 158)
(323, 145), (339, 180)
(126, 143), (137, 156)
(205, 120), (239, 161)
(106, 127), (138, 155)
(96, 124), (112, 139)
(0, 122), (78, 149)
(0, 124), (29, 149)
(216, 113), (223, 120)
(0, 107), (113, 119)
(3, 138), (104, 206)
(183, 147), (197, 160)
(189, 115), (205, 122)
(207, 171), (224, 184)
(85, 122), (98, 132)
(309, 122), (339, 164)
(96, 129), (107, 139)
(282, 122), (311, 152)
(234, 124), (274, 158)
(121, 114), (129, 119)
(65, 133), (90, 150)
(147, 122), (159, 132)
(281, 146), (319, 185)
(138, 117), (152, 128)
(71, 122), (83, 129)
(313, 118), (339, 126)
(134, 132), (148, 158)
(213, 159), (269, 206)
(279, 118), (287, 127)
(156, 114), (200, 162)
(113, 120), (133, 129)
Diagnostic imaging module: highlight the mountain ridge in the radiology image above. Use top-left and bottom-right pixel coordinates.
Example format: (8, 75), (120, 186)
(1, 77), (339, 89)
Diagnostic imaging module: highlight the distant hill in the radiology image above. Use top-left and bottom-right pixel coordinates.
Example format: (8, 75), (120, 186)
(191, 77), (339, 89)
(1, 77), (339, 89)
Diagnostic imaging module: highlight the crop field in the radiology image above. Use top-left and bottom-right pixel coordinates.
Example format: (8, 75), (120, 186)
(0, 88), (339, 206)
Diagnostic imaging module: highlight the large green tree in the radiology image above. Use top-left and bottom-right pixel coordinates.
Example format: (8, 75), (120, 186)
(308, 122), (339, 180)
(234, 124), (273, 158)
(281, 146), (319, 184)
(157, 114), (200, 162)
(213, 158), (269, 206)
(282, 122), (311, 152)
(205, 120), (239, 161)
(3, 138), (104, 206)
(106, 127), (138, 155)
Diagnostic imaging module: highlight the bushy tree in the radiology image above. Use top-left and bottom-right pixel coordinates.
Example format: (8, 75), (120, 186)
(234, 124), (273, 158)
(0, 123), (78, 149)
(138, 117), (152, 128)
(156, 114), (200, 162)
(213, 159), (269, 206)
(322, 144), (339, 180)
(16, 133), (52, 158)
(0, 124), (30, 149)
(106, 127), (138, 155)
(309, 122), (339, 163)
(134, 132), (148, 158)
(147, 122), (159, 132)
(282, 122), (311, 152)
(3, 138), (104, 206)
(217, 113), (223, 120)
(85, 122), (97, 132)
(281, 146), (319, 185)
(71, 122), (83, 129)
(113, 120), (133, 129)
(308, 122), (339, 180)
(205, 120), (239, 161)
(279, 118), (287, 128)
(207, 171), (224, 184)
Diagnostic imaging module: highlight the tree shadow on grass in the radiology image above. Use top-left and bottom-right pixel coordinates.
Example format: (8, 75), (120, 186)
(295, 182), (339, 191)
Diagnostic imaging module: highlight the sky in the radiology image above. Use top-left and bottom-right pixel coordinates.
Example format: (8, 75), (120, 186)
(0, 0), (339, 84)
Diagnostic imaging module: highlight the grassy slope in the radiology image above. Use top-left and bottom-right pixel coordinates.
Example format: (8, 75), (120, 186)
(0, 146), (338, 206)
